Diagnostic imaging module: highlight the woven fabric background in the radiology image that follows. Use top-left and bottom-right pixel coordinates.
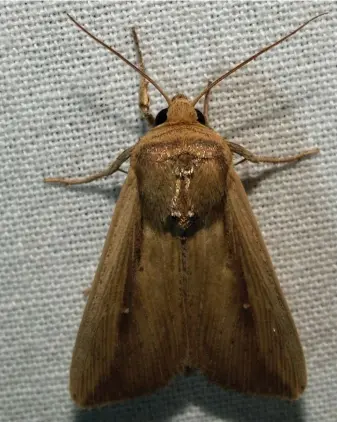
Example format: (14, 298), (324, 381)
(0, 1), (336, 421)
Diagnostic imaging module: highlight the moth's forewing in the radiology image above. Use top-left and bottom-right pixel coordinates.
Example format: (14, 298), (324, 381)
(69, 171), (140, 406)
(70, 169), (186, 407)
(95, 220), (186, 403)
(187, 164), (306, 399)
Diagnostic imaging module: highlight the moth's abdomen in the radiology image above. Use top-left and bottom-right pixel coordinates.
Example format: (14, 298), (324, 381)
(133, 139), (230, 237)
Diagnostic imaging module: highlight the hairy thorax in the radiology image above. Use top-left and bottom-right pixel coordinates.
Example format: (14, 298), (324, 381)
(131, 125), (232, 237)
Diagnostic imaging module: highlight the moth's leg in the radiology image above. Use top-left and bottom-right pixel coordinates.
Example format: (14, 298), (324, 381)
(132, 28), (155, 127)
(203, 81), (212, 125)
(44, 146), (133, 185)
(228, 141), (319, 164)
(234, 158), (247, 166)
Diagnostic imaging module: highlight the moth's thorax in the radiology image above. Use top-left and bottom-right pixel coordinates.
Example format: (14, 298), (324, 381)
(132, 128), (232, 237)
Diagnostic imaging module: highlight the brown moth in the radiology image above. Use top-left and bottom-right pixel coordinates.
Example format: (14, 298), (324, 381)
(45, 13), (325, 407)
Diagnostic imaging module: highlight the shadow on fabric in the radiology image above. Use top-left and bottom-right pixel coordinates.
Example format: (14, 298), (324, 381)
(72, 373), (305, 422)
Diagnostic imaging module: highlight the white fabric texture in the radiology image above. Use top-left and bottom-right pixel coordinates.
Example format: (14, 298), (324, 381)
(0, 1), (336, 421)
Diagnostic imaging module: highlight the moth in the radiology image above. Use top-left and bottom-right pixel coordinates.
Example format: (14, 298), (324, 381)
(45, 13), (324, 407)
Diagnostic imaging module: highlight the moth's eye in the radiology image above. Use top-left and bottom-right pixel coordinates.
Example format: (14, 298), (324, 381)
(154, 108), (168, 126)
(195, 109), (206, 125)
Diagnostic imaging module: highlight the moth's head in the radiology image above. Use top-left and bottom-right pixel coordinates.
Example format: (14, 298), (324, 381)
(154, 94), (206, 126)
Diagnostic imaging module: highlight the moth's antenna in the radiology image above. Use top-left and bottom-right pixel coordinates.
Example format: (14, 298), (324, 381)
(67, 14), (171, 105)
(192, 13), (327, 106)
